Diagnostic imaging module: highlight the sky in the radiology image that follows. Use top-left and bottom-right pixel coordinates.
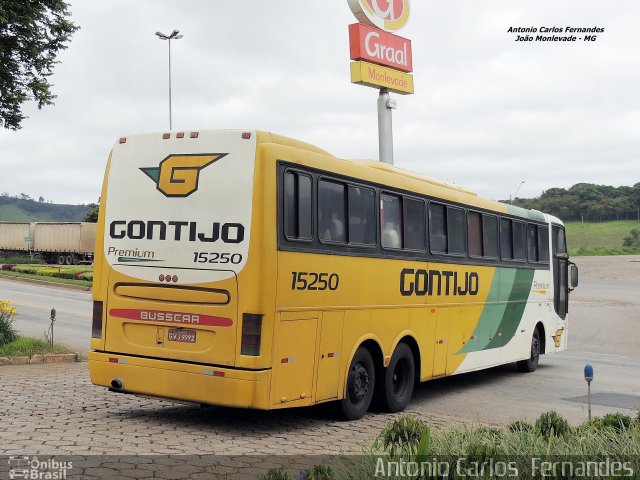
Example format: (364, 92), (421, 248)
(0, 0), (638, 205)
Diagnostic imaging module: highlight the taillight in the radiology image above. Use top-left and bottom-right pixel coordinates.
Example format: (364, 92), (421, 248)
(92, 301), (103, 339)
(241, 313), (262, 356)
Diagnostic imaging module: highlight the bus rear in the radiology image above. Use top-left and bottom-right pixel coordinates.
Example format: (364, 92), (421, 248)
(88, 130), (271, 408)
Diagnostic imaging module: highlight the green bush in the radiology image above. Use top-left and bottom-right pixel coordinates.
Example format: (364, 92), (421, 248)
(601, 413), (633, 433)
(535, 411), (571, 438)
(13, 265), (39, 274)
(508, 420), (534, 433)
(295, 465), (335, 480)
(375, 415), (431, 457)
(261, 469), (290, 480)
(0, 300), (18, 346)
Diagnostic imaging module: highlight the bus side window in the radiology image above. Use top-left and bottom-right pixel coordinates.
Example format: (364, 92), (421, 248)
(381, 193), (403, 249)
(447, 207), (466, 255)
(483, 215), (499, 258)
(429, 203), (447, 253)
(512, 221), (526, 261)
(284, 171), (312, 240)
(403, 198), (425, 251)
(348, 186), (375, 245)
(527, 223), (538, 262)
(319, 180), (346, 243)
(468, 211), (482, 257)
(500, 218), (513, 260)
(538, 225), (549, 262)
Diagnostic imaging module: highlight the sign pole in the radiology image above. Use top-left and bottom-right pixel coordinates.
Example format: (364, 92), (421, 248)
(347, 0), (412, 166)
(377, 88), (396, 165)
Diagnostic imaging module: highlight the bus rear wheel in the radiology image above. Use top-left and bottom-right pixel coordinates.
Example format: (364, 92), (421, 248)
(517, 329), (541, 373)
(381, 343), (415, 412)
(339, 347), (375, 420)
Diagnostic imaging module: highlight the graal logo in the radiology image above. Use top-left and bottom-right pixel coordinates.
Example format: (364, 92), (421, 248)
(8, 456), (73, 479)
(348, 0), (411, 32)
(140, 153), (227, 198)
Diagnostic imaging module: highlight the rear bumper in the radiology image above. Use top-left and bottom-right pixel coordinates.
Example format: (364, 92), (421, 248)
(88, 351), (272, 410)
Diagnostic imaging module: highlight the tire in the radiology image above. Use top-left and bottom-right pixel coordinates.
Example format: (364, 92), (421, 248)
(380, 343), (415, 412)
(57, 254), (66, 265)
(65, 254), (74, 265)
(339, 347), (375, 420)
(517, 328), (541, 373)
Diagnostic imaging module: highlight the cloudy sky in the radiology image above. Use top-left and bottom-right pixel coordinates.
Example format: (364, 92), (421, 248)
(1, 0), (638, 205)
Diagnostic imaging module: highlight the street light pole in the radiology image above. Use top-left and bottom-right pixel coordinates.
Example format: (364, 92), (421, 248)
(155, 30), (183, 130)
(511, 180), (525, 205)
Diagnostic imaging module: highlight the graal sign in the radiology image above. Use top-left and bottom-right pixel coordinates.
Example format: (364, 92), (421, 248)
(347, 0), (410, 32)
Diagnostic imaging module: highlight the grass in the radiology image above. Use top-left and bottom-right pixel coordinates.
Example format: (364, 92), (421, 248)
(565, 220), (640, 256)
(0, 269), (92, 288)
(0, 335), (73, 357)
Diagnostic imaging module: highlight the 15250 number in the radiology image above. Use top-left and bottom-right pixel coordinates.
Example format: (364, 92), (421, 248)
(193, 252), (243, 264)
(291, 272), (339, 291)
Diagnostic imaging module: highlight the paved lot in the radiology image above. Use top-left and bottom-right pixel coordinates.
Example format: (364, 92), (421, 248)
(0, 362), (455, 457)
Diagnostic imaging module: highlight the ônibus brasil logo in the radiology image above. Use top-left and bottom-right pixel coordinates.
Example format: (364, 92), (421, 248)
(347, 0), (410, 32)
(140, 153), (227, 198)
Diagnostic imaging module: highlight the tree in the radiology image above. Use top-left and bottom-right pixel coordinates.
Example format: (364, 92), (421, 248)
(0, 1), (79, 130)
(82, 202), (99, 222)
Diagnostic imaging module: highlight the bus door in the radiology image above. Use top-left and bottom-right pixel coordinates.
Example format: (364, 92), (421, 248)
(552, 225), (569, 320)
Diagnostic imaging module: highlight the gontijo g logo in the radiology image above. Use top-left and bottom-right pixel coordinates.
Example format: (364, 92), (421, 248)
(140, 153), (227, 197)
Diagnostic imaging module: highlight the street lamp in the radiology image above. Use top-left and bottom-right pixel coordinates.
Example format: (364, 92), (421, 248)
(155, 29), (183, 130)
(511, 180), (525, 205)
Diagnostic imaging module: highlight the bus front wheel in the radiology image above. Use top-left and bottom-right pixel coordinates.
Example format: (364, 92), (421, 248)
(381, 343), (415, 412)
(339, 347), (375, 420)
(517, 329), (541, 373)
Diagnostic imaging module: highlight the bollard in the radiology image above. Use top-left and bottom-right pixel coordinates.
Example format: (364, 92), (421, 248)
(584, 364), (594, 421)
(49, 308), (56, 346)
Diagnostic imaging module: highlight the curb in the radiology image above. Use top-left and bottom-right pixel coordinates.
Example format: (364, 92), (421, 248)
(0, 271), (91, 292)
(0, 352), (82, 366)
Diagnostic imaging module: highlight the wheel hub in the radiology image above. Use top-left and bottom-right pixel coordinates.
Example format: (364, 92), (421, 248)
(350, 363), (369, 402)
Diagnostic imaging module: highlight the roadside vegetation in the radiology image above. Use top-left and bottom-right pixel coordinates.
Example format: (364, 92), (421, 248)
(0, 300), (74, 356)
(0, 263), (92, 287)
(0, 336), (74, 357)
(0, 299), (18, 346)
(261, 413), (640, 479)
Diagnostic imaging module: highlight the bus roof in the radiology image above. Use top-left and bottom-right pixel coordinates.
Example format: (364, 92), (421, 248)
(259, 130), (546, 222)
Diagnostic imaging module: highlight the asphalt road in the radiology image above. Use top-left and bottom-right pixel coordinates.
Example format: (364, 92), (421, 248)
(1, 255), (639, 425)
(0, 277), (91, 351)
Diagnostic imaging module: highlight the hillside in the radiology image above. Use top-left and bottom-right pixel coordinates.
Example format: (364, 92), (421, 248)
(0, 196), (90, 222)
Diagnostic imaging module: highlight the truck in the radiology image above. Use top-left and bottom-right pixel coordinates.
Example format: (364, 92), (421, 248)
(0, 222), (33, 253)
(0, 222), (96, 264)
(33, 222), (96, 264)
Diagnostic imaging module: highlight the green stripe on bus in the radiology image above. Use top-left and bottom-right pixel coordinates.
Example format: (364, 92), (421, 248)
(458, 269), (505, 353)
(458, 268), (535, 354)
(484, 268), (535, 350)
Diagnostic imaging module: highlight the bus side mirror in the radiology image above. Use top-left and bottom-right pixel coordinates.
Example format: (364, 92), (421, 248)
(569, 263), (579, 290)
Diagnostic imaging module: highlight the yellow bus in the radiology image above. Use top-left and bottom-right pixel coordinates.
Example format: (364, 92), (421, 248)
(89, 130), (578, 419)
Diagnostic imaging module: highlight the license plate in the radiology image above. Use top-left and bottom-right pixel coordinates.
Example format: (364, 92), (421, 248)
(168, 328), (196, 343)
